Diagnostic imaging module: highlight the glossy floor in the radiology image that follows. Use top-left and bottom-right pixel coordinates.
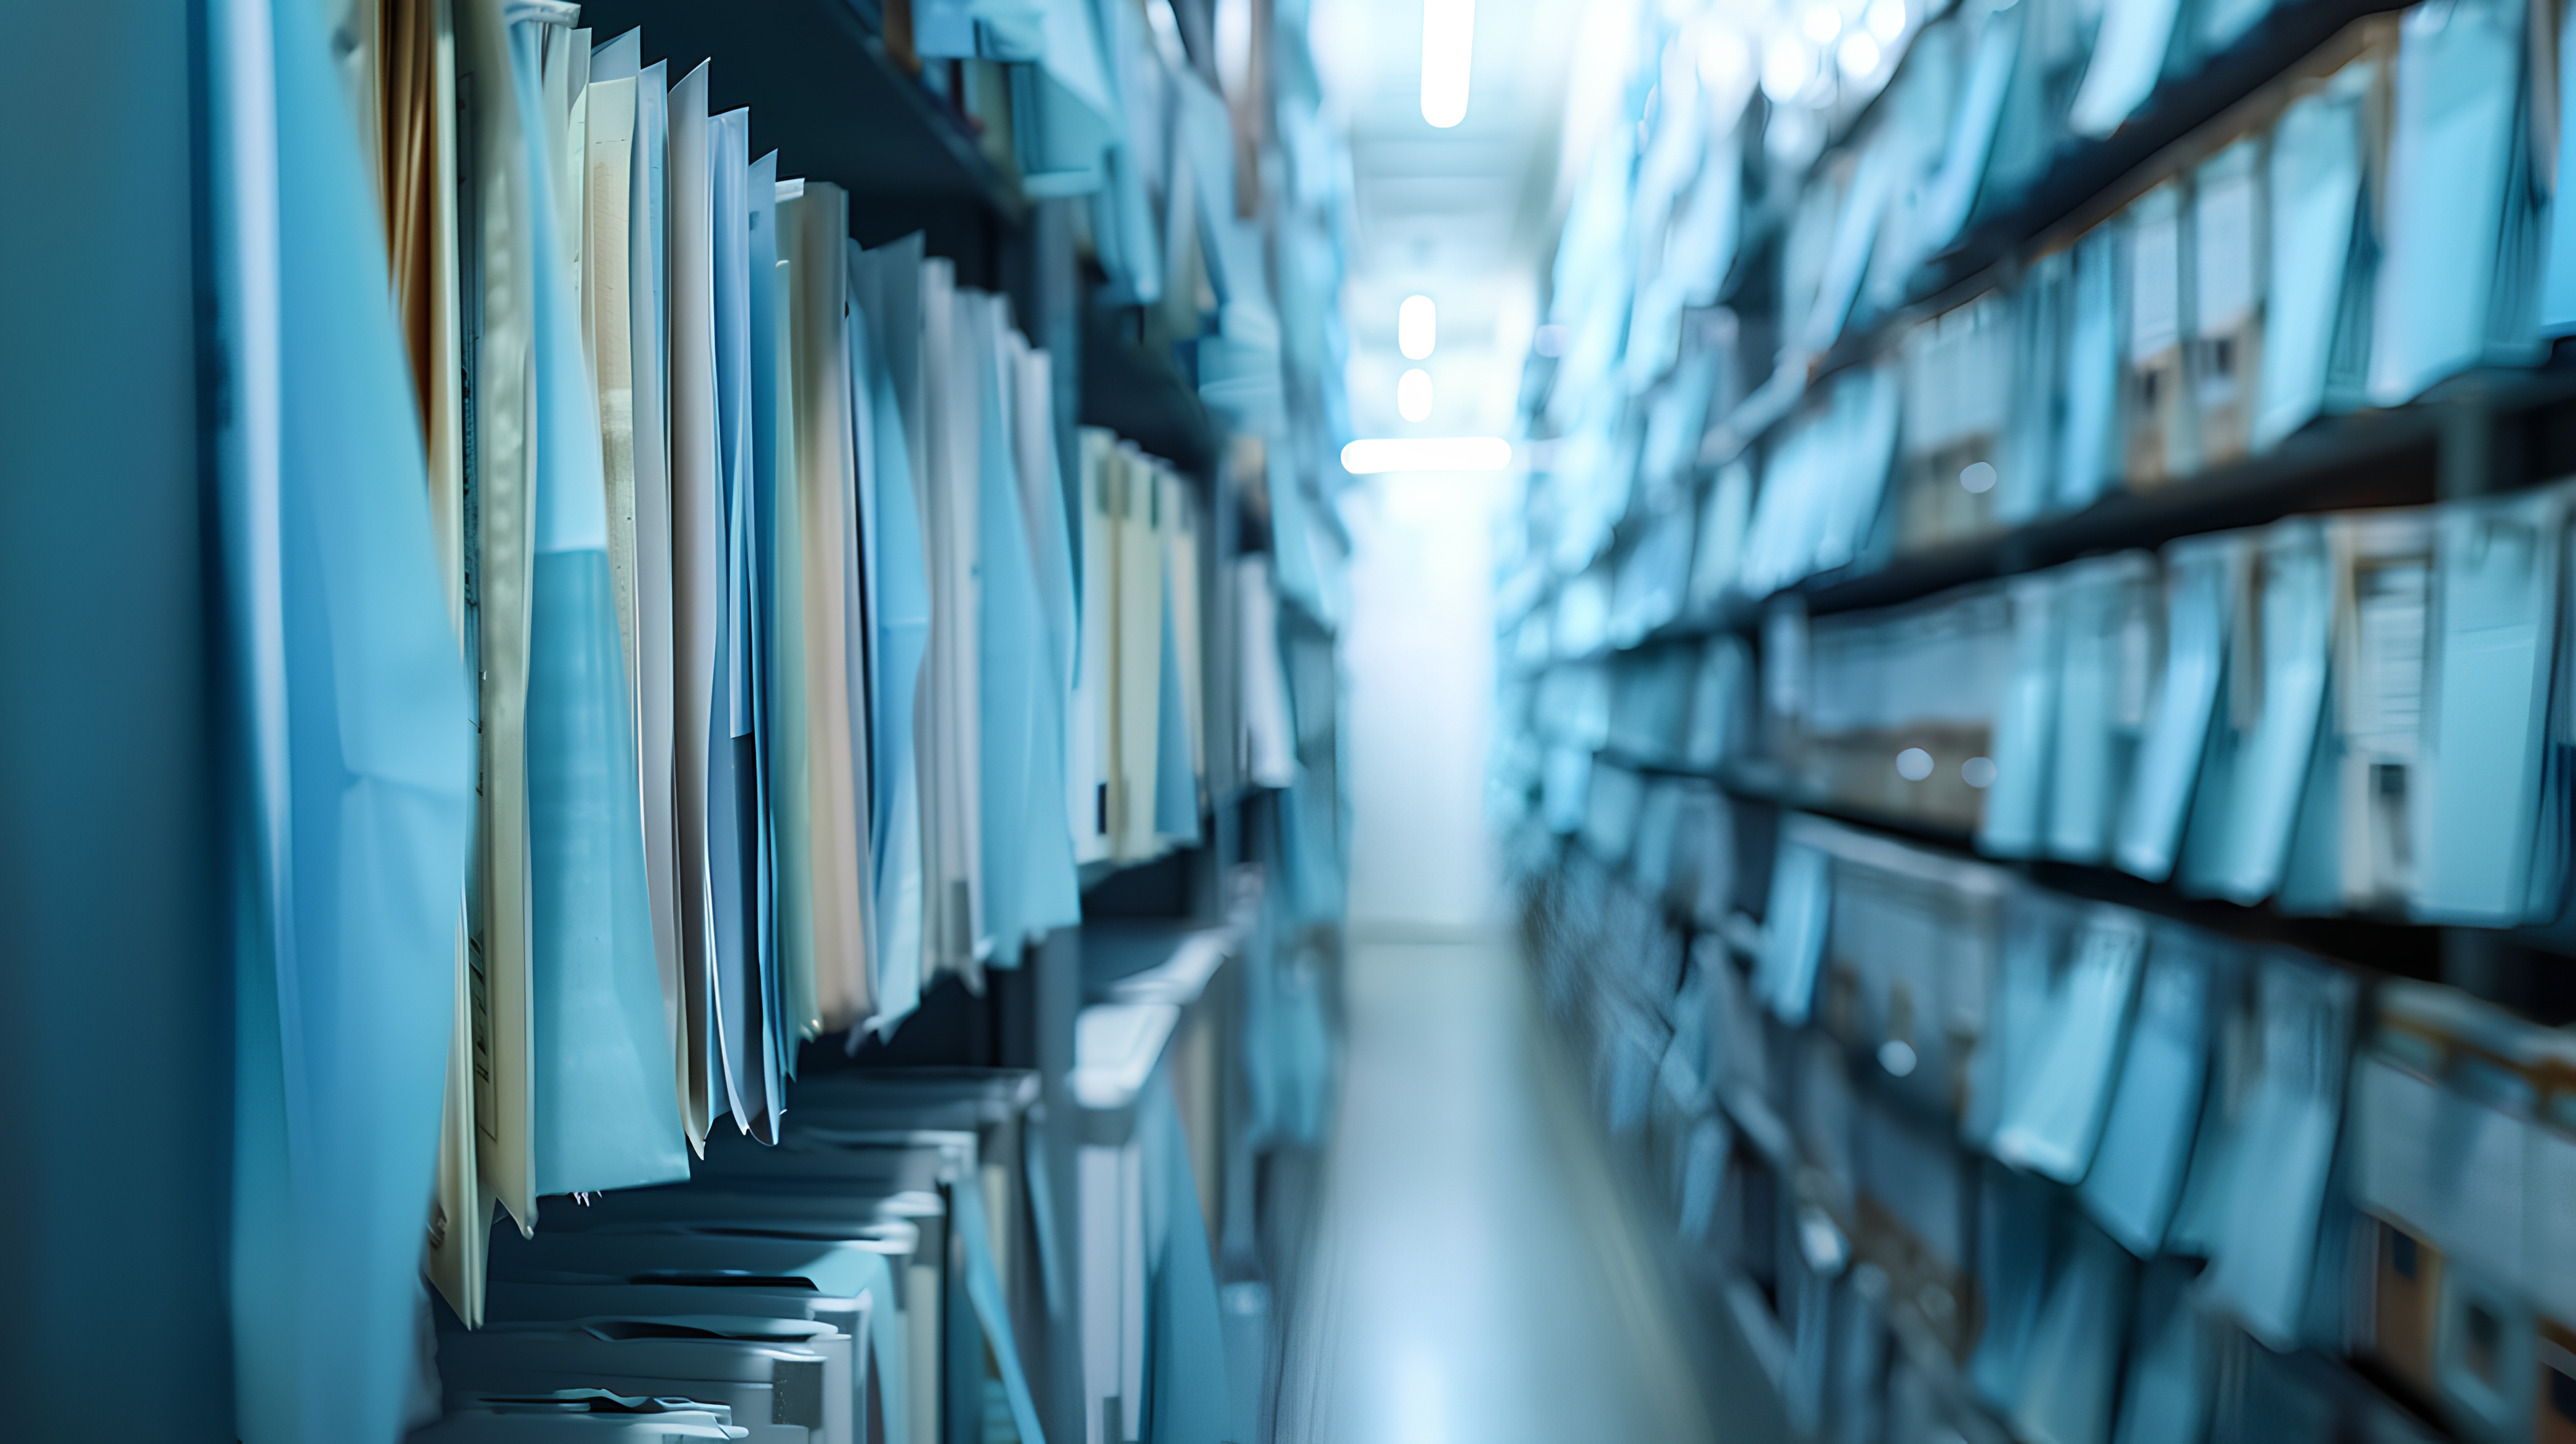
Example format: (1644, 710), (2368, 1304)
(1270, 930), (1719, 1443)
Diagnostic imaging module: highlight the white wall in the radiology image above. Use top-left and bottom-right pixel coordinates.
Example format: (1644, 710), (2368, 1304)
(1341, 472), (1508, 931)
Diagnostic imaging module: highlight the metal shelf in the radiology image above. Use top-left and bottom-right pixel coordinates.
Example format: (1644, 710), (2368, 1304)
(581, 0), (1027, 227)
(1612, 363), (2576, 648)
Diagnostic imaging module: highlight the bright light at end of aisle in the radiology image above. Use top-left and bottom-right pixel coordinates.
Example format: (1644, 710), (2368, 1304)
(1397, 368), (1435, 422)
(1399, 295), (1438, 359)
(1421, 0), (1475, 127)
(1342, 437), (1512, 474)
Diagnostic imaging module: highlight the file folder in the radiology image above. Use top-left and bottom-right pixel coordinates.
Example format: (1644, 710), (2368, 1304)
(2059, 223), (2125, 512)
(2369, 0), (2541, 406)
(2417, 486), (2568, 924)
(514, 4), (688, 1198)
(2047, 552), (2160, 865)
(2184, 519), (2330, 906)
(2122, 183), (2195, 487)
(2196, 951), (2354, 1350)
(2118, 532), (2245, 881)
(2012, 1217), (2135, 1444)
(2079, 924), (2218, 1256)
(1993, 906), (2146, 1183)
(2191, 138), (2265, 467)
(2255, 50), (2383, 451)
(667, 61), (723, 1145)
(1978, 572), (2063, 858)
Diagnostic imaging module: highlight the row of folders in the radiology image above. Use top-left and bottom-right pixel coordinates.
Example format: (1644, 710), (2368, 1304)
(209, 0), (1303, 1363)
(408, 1066), (1230, 1444)
(1522, 476), (2576, 931)
(1543, 0), (2576, 601)
(1533, 808), (2576, 1444)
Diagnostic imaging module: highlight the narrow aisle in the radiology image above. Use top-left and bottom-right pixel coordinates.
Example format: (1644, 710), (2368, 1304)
(1276, 931), (1717, 1444)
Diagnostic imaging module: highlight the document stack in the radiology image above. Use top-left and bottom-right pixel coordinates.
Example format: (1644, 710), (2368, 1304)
(1494, 0), (2576, 1436)
(0, 0), (1352, 1440)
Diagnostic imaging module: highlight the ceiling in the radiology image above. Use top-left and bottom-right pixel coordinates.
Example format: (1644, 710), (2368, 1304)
(1308, 0), (1603, 441)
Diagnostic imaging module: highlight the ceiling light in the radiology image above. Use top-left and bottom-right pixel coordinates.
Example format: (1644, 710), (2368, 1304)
(1341, 437), (1513, 474)
(1760, 33), (1815, 103)
(1866, 0), (1907, 42)
(1836, 31), (1880, 76)
(1399, 295), (1438, 359)
(1421, 0), (1475, 128)
(1800, 4), (1842, 44)
(1696, 26), (1751, 95)
(1397, 368), (1435, 422)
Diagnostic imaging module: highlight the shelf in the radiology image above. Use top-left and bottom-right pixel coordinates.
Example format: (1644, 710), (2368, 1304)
(1079, 296), (1223, 478)
(1703, 0), (2411, 454)
(580, 0), (1026, 227)
(1591, 747), (2459, 983)
(1069, 918), (1240, 1133)
(1607, 362), (2576, 651)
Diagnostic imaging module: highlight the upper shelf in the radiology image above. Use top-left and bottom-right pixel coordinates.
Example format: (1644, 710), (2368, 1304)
(580, 0), (1027, 227)
(1615, 362), (2576, 644)
(1716, 0), (2408, 370)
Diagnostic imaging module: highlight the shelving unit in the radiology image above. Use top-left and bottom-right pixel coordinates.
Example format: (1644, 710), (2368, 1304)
(0, 0), (1355, 1439)
(1502, 0), (2576, 1437)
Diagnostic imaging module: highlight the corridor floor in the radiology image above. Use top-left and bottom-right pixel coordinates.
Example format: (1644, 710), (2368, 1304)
(1271, 929), (1720, 1444)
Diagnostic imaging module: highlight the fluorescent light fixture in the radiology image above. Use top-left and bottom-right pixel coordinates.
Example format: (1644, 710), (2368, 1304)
(1421, 0), (1474, 128)
(1399, 294), (1437, 359)
(1865, 0), (1907, 42)
(1760, 33), (1815, 102)
(1800, 4), (1841, 43)
(1341, 437), (1512, 474)
(1836, 31), (1879, 75)
(1397, 368), (1435, 421)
